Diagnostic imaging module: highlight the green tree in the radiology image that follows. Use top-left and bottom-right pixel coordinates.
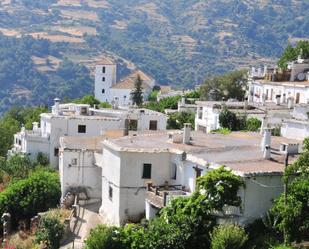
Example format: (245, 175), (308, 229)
(210, 225), (248, 249)
(0, 168), (61, 226)
(278, 41), (309, 69)
(160, 166), (244, 249)
(219, 106), (238, 131)
(269, 137), (309, 243)
(35, 213), (64, 249)
(130, 74), (144, 106)
(74, 95), (101, 108)
(85, 225), (126, 249)
(167, 112), (195, 129)
(200, 70), (247, 101)
(246, 117), (261, 131)
(0, 154), (34, 179)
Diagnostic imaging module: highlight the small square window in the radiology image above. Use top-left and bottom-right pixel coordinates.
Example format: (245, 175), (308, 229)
(102, 67), (106, 73)
(102, 77), (105, 82)
(171, 163), (177, 180)
(71, 158), (77, 165)
(78, 125), (86, 133)
(54, 148), (59, 157)
(109, 186), (113, 200)
(142, 163), (152, 179)
(149, 120), (158, 130)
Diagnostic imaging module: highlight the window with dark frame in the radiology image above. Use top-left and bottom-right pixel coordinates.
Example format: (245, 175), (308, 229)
(102, 77), (105, 82)
(54, 148), (59, 157)
(102, 89), (105, 94)
(149, 120), (158, 130)
(142, 163), (152, 179)
(171, 163), (177, 180)
(102, 66), (106, 73)
(78, 125), (86, 133)
(108, 186), (113, 200)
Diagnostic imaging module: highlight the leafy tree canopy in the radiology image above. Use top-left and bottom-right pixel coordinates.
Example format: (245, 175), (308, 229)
(278, 40), (309, 69)
(200, 70), (247, 101)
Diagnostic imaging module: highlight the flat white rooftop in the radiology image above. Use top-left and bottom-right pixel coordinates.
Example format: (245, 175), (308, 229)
(103, 131), (300, 177)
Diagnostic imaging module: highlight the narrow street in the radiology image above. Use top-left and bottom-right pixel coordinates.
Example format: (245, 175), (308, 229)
(60, 199), (104, 249)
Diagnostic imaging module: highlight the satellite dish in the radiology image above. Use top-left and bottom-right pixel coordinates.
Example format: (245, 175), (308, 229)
(297, 73), (305, 81)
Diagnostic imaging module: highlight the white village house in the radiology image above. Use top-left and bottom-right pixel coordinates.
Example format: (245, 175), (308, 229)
(94, 58), (155, 106)
(194, 101), (293, 133)
(11, 99), (167, 168)
(281, 104), (309, 140)
(98, 126), (300, 226)
(248, 56), (309, 106)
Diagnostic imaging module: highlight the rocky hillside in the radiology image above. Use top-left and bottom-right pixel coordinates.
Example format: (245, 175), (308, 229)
(0, 0), (308, 111)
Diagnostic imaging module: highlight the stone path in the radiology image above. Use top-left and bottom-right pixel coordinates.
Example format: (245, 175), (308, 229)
(60, 199), (104, 249)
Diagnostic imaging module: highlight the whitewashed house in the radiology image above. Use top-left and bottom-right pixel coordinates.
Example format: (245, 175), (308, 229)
(194, 100), (294, 133)
(59, 136), (103, 200)
(281, 105), (309, 140)
(94, 59), (155, 106)
(11, 99), (167, 168)
(248, 57), (309, 105)
(98, 127), (300, 226)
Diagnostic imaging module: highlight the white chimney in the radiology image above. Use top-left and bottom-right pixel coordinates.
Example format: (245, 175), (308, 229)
(288, 97), (294, 109)
(263, 65), (268, 76)
(183, 123), (192, 144)
(181, 96), (186, 106)
(260, 116), (268, 134)
(114, 97), (119, 110)
(32, 122), (39, 133)
(262, 93), (266, 106)
(263, 145), (271, 159)
(261, 128), (271, 151)
(52, 98), (60, 114)
(282, 93), (286, 104)
(275, 95), (280, 105)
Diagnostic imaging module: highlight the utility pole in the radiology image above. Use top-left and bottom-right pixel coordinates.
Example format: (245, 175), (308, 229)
(283, 152), (289, 246)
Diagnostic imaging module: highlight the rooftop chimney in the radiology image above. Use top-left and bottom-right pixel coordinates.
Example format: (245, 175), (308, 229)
(275, 95), (280, 105)
(260, 116), (268, 134)
(263, 145), (271, 159)
(288, 97), (294, 109)
(183, 123), (192, 144)
(52, 98), (60, 115)
(32, 122), (39, 134)
(261, 128), (271, 151)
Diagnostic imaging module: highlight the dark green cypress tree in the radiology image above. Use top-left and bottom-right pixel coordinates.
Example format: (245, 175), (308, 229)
(130, 74), (144, 106)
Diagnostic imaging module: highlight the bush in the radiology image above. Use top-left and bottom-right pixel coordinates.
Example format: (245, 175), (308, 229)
(0, 169), (61, 226)
(211, 128), (231, 135)
(167, 112), (195, 129)
(246, 117), (261, 131)
(219, 107), (238, 131)
(35, 212), (64, 249)
(84, 225), (126, 249)
(211, 225), (248, 249)
(0, 154), (34, 179)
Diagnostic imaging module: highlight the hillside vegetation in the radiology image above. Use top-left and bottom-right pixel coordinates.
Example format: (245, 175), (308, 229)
(0, 0), (308, 112)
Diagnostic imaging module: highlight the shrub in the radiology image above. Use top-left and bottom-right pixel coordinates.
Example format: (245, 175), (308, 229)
(35, 212), (64, 249)
(211, 128), (231, 135)
(219, 107), (238, 130)
(211, 225), (248, 249)
(84, 225), (126, 249)
(0, 169), (61, 226)
(246, 117), (261, 131)
(167, 112), (195, 129)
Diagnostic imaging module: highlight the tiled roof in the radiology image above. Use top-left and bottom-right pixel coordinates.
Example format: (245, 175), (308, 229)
(112, 70), (153, 90)
(96, 57), (115, 65)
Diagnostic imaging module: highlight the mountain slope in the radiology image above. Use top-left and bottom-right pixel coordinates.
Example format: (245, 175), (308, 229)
(0, 0), (308, 111)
